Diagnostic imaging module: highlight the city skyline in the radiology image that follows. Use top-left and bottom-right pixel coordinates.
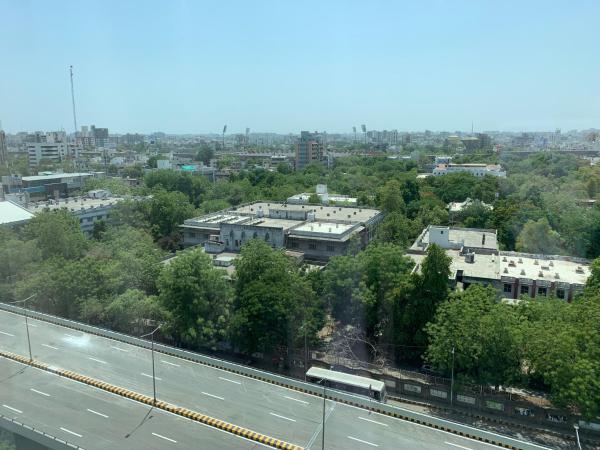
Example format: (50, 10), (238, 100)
(1, 0), (599, 134)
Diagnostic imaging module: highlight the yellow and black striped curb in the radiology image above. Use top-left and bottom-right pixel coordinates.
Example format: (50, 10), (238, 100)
(0, 309), (531, 449)
(0, 350), (302, 450)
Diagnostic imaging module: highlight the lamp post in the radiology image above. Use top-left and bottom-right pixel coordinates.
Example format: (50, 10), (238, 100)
(450, 346), (455, 406)
(320, 379), (326, 450)
(141, 325), (161, 405)
(574, 424), (582, 450)
(9, 294), (37, 361)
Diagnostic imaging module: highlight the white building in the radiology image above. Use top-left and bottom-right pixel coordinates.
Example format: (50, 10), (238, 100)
(287, 184), (357, 206)
(0, 200), (35, 227)
(408, 225), (590, 302)
(432, 163), (506, 178)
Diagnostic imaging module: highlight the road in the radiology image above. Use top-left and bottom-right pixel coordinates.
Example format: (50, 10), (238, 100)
(0, 357), (263, 449)
(0, 308), (541, 449)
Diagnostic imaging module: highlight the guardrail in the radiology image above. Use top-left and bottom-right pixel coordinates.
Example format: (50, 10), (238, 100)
(0, 302), (551, 450)
(0, 413), (84, 450)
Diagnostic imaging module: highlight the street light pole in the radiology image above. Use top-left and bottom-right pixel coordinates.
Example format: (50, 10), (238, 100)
(9, 294), (37, 361)
(141, 325), (161, 406)
(450, 346), (455, 406)
(574, 424), (582, 450)
(321, 380), (326, 450)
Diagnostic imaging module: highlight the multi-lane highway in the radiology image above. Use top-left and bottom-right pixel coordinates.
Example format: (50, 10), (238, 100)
(0, 308), (549, 449)
(0, 357), (262, 449)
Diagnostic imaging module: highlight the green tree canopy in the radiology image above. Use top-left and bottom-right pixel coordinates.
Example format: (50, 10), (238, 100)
(24, 210), (88, 260)
(516, 218), (563, 255)
(158, 249), (232, 349)
(231, 240), (323, 358)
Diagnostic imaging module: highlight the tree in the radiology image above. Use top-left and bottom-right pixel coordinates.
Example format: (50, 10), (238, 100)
(516, 218), (563, 255)
(378, 180), (405, 213)
(195, 144), (215, 165)
(24, 210), (87, 260)
(376, 212), (416, 247)
(424, 285), (522, 387)
(103, 289), (164, 333)
(396, 244), (452, 354)
(230, 240), (323, 359)
(308, 192), (321, 204)
(523, 295), (600, 419)
(158, 249), (232, 349)
(147, 189), (196, 240)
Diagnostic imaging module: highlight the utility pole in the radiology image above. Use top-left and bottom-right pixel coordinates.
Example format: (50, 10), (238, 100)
(574, 424), (582, 450)
(69, 66), (78, 134)
(9, 294), (37, 361)
(321, 380), (326, 450)
(222, 125), (227, 152)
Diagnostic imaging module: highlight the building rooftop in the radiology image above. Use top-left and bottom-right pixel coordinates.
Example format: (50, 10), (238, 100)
(27, 196), (124, 213)
(411, 225), (498, 252)
(231, 202), (380, 223)
(0, 200), (35, 226)
(500, 252), (590, 287)
(22, 172), (95, 182)
(291, 221), (356, 237)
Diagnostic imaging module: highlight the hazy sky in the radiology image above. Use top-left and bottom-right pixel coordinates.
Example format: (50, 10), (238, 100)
(1, 0), (599, 134)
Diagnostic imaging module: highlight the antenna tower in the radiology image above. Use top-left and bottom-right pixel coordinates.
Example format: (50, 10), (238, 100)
(70, 66), (78, 133)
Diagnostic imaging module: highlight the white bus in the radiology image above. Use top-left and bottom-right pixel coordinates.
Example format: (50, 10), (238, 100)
(306, 366), (387, 402)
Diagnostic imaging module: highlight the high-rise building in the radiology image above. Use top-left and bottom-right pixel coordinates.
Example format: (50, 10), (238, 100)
(295, 131), (323, 170)
(0, 131), (7, 166)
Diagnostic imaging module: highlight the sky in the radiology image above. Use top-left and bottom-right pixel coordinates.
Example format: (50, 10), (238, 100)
(1, 0), (599, 134)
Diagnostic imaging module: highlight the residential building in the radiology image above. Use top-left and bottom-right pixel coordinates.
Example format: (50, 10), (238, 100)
(296, 131), (323, 170)
(408, 225), (591, 302)
(27, 142), (81, 169)
(287, 184), (357, 206)
(432, 163), (506, 177)
(26, 193), (126, 235)
(181, 201), (383, 263)
(447, 197), (493, 213)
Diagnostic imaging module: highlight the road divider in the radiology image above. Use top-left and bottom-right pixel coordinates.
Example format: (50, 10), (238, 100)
(0, 349), (303, 450)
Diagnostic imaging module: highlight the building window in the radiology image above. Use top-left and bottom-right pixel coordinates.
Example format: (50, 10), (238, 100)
(520, 285), (529, 295)
(537, 287), (547, 296)
(253, 231), (258, 239)
(503, 284), (512, 293)
(290, 241), (299, 249)
(309, 243), (317, 250)
(556, 288), (565, 299)
(241, 231), (246, 241)
(326, 244), (334, 252)
(265, 232), (270, 242)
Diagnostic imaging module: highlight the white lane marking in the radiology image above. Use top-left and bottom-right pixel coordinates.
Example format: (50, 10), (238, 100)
(284, 395), (309, 405)
(0, 331), (14, 336)
(30, 388), (50, 397)
(152, 432), (177, 443)
(60, 427), (82, 438)
(28, 323), (37, 327)
(446, 443), (474, 450)
(111, 346), (129, 352)
(2, 404), (23, 414)
(269, 412), (296, 422)
(348, 436), (379, 447)
(64, 333), (75, 338)
(141, 372), (162, 381)
(42, 344), (59, 350)
(87, 408), (109, 418)
(201, 391), (224, 401)
(161, 360), (180, 367)
(218, 376), (241, 385)
(358, 416), (388, 427)
(88, 357), (107, 364)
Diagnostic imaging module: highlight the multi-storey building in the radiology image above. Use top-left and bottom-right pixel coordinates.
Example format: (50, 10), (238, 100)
(408, 225), (591, 302)
(181, 201), (383, 263)
(295, 131), (323, 170)
(432, 163), (506, 177)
